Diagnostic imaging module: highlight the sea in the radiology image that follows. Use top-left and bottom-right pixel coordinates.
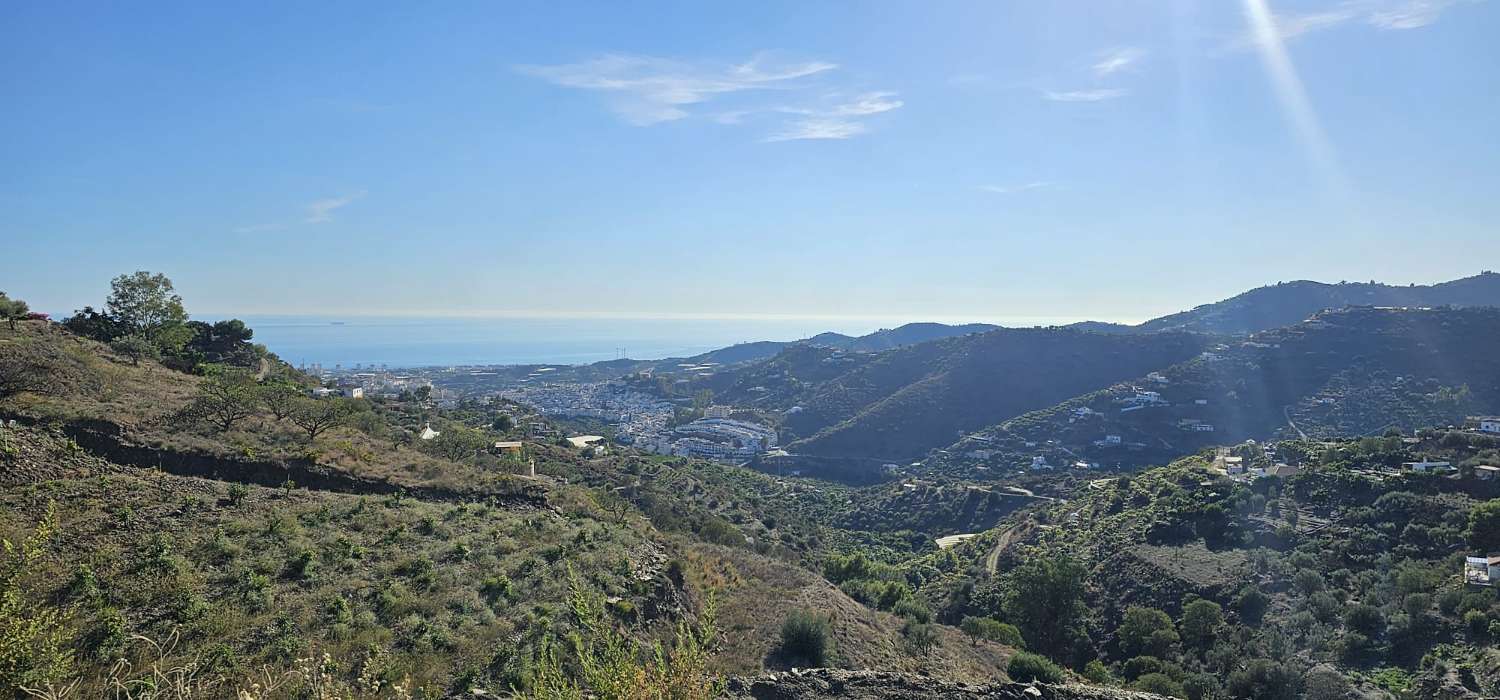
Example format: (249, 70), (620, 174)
(228, 315), (892, 369)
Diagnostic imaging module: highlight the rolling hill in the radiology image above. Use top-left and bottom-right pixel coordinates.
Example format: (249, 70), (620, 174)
(776, 328), (1214, 464)
(942, 306), (1500, 473)
(1073, 272), (1500, 336)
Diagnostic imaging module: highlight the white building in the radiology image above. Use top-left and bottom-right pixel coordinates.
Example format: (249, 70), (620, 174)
(1477, 417), (1500, 434)
(703, 405), (735, 418)
(1402, 460), (1452, 473)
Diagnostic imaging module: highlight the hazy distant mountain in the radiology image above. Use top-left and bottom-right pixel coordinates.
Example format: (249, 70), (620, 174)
(1070, 272), (1500, 336)
(669, 322), (1000, 368)
(817, 322), (1000, 352)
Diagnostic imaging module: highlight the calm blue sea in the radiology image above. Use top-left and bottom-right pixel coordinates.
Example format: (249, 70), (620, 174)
(227, 315), (888, 368)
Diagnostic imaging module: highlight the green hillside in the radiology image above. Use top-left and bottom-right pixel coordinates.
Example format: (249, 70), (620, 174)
(786, 329), (1213, 463)
(941, 307), (1500, 475)
(916, 436), (1500, 699)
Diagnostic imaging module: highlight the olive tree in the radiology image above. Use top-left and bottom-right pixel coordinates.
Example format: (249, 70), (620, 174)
(109, 334), (158, 365)
(0, 292), (30, 330)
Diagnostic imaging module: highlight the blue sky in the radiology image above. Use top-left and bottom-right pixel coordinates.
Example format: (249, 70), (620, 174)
(3, 0), (1497, 325)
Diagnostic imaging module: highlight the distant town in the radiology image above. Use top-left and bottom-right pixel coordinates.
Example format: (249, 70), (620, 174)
(307, 360), (783, 464)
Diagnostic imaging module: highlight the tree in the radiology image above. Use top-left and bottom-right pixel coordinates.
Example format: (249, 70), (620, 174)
(109, 334), (158, 365)
(258, 381), (303, 421)
(105, 271), (189, 349)
(61, 306), (124, 342)
(422, 424), (491, 462)
(1002, 555), (1088, 660)
(1235, 586), (1270, 625)
(960, 616), (1023, 648)
(188, 367), (259, 431)
(592, 490), (633, 524)
(900, 620), (939, 657)
(1118, 606), (1179, 658)
(289, 397), (357, 441)
(1469, 499), (1500, 552)
(0, 292), (29, 331)
(1180, 599), (1224, 649)
(780, 610), (832, 666)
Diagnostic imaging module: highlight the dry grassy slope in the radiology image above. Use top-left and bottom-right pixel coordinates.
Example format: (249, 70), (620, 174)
(2, 422), (1015, 693)
(0, 322), (524, 498)
(685, 543), (1012, 683)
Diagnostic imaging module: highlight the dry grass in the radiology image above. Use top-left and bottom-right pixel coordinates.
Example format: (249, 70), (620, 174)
(682, 543), (1012, 683)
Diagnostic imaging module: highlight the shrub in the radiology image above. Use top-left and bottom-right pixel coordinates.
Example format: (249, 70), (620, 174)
(481, 574), (514, 601)
(1344, 603), (1384, 637)
(1006, 651), (1064, 684)
(780, 610), (833, 666)
(1226, 659), (1301, 700)
(1081, 659), (1112, 684)
(892, 597), (932, 624)
(1118, 606), (1178, 658)
(1465, 609), (1490, 635)
(960, 616), (1023, 648)
(227, 483), (249, 506)
(900, 620), (939, 656)
(1134, 672), (1186, 698)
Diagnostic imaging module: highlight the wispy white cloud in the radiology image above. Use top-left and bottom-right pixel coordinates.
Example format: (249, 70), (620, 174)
(516, 53), (837, 126)
(1044, 88), (1129, 102)
(1227, 0), (1475, 48)
(519, 53), (901, 141)
(978, 182), (1053, 195)
(1366, 0), (1468, 28)
(1092, 48), (1146, 77)
(765, 119), (869, 142)
(762, 92), (903, 142)
(304, 191), (366, 224)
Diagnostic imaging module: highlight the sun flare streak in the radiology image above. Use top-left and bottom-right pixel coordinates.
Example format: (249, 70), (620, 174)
(1241, 0), (1349, 195)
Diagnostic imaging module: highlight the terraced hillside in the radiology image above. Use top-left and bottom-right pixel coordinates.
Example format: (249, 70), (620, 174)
(1, 318), (1032, 697)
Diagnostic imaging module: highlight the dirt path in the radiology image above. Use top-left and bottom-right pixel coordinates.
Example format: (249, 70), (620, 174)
(1284, 405), (1309, 440)
(985, 520), (1028, 576)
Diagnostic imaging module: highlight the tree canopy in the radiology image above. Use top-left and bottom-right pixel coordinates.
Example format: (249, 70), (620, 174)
(0, 292), (30, 330)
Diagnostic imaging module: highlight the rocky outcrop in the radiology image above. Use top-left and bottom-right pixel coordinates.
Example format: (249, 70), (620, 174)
(723, 669), (1167, 700)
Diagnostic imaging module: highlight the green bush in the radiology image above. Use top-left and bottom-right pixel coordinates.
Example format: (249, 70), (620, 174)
(1134, 672), (1187, 698)
(1006, 651), (1064, 684)
(780, 610), (833, 666)
(1465, 609), (1490, 635)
